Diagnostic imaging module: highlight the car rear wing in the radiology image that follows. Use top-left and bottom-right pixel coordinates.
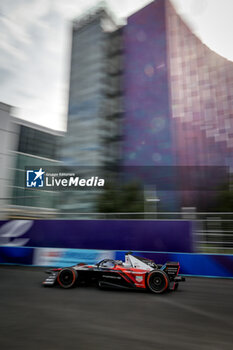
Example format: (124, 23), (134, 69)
(163, 262), (180, 279)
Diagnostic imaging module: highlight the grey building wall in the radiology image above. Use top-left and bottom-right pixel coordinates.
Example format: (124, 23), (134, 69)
(0, 103), (18, 219)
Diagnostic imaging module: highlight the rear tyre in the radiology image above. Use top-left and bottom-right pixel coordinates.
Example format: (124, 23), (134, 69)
(147, 270), (169, 294)
(57, 268), (77, 289)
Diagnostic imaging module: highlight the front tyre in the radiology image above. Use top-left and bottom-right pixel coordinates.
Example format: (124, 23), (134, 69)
(57, 268), (77, 289)
(147, 270), (169, 294)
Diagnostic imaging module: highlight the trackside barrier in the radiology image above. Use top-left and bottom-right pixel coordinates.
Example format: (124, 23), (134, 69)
(0, 220), (193, 253)
(0, 246), (233, 278)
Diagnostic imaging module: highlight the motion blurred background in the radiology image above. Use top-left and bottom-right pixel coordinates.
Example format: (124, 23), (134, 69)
(0, 1), (233, 349)
(0, 0), (232, 254)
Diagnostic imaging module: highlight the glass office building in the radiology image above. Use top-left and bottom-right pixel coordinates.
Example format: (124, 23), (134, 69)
(60, 8), (123, 213)
(122, 0), (233, 169)
(9, 120), (63, 218)
(61, 0), (233, 212)
(0, 103), (18, 219)
(61, 8), (120, 167)
(122, 0), (233, 209)
(123, 0), (173, 167)
(166, 1), (233, 168)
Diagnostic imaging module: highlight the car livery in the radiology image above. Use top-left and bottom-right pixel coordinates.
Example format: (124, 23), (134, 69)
(43, 253), (185, 294)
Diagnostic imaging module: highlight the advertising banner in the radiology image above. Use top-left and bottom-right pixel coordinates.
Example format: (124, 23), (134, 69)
(33, 248), (114, 267)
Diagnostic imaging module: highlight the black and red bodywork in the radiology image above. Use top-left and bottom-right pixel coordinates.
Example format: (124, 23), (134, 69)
(43, 253), (185, 294)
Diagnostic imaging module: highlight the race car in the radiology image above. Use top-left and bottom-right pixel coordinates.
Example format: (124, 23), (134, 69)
(42, 253), (185, 294)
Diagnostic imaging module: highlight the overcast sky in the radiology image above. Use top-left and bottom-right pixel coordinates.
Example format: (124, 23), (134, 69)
(0, 0), (233, 131)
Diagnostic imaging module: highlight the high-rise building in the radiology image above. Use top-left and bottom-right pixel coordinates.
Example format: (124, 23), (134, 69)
(123, 0), (233, 169)
(62, 0), (233, 212)
(122, 0), (233, 209)
(122, 0), (178, 211)
(61, 7), (121, 168)
(60, 7), (123, 213)
(101, 26), (124, 167)
(123, 0), (173, 167)
(166, 1), (233, 169)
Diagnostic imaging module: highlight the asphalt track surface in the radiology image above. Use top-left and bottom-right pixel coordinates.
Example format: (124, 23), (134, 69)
(0, 266), (233, 350)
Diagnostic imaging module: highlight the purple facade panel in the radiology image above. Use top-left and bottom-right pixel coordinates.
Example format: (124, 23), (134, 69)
(166, 1), (233, 168)
(123, 0), (173, 166)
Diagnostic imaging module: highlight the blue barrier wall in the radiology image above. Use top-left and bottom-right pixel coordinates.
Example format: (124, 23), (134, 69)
(1, 246), (233, 278)
(0, 246), (34, 265)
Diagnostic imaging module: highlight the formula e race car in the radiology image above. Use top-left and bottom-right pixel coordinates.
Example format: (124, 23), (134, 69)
(42, 253), (185, 294)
